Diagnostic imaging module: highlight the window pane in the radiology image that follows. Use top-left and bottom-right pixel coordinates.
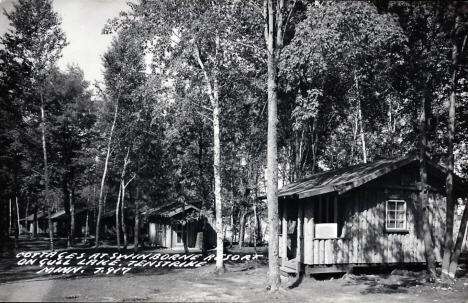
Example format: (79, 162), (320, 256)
(397, 212), (405, 220)
(387, 200), (407, 230)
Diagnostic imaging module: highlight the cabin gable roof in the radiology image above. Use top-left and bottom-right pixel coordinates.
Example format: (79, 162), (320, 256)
(278, 155), (467, 199)
(48, 209), (86, 220)
(146, 202), (201, 218)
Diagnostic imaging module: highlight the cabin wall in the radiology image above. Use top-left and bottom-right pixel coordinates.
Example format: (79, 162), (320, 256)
(148, 217), (171, 248)
(148, 215), (217, 249)
(288, 187), (446, 266)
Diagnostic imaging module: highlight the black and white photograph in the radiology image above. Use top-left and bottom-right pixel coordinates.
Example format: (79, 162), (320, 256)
(0, 0), (468, 302)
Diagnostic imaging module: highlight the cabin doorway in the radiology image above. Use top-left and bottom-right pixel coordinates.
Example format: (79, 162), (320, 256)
(287, 201), (298, 259)
(175, 223), (185, 246)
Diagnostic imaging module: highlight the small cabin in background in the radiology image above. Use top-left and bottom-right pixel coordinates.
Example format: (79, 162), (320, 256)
(100, 208), (134, 240)
(50, 209), (88, 237)
(20, 211), (47, 234)
(146, 202), (216, 249)
(278, 155), (468, 275)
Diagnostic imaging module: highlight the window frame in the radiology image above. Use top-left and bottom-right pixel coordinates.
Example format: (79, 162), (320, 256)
(385, 199), (408, 232)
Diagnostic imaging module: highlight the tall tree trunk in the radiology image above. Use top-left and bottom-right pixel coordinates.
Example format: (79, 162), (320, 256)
(95, 102), (118, 250)
(257, 210), (262, 244)
(420, 69), (436, 278)
(311, 119), (318, 173)
(449, 197), (468, 278)
(121, 191), (128, 249)
(202, 215), (208, 258)
(238, 209), (247, 249)
(354, 73), (367, 163)
(116, 183), (122, 251)
(121, 176), (131, 250)
(117, 147), (134, 251)
(12, 197), (19, 248)
(93, 184), (97, 235)
(253, 203), (258, 252)
(16, 197), (21, 235)
(25, 198), (29, 236)
(264, 0), (285, 291)
(41, 97), (54, 252)
(194, 35), (224, 273)
(198, 130), (208, 258)
(9, 198), (12, 232)
(213, 79), (224, 273)
(358, 100), (366, 164)
(32, 202), (37, 238)
(134, 203), (140, 253)
(182, 202), (189, 255)
(70, 189), (76, 245)
(230, 204), (234, 248)
(63, 178), (72, 247)
(85, 209), (89, 243)
(442, 5), (460, 282)
(134, 158), (141, 253)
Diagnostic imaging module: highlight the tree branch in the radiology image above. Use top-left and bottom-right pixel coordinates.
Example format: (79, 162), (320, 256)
(283, 0), (297, 45)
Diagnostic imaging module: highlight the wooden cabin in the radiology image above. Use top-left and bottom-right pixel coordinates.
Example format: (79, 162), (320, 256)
(49, 209), (88, 237)
(146, 202), (216, 249)
(20, 211), (47, 234)
(100, 208), (134, 240)
(278, 155), (468, 275)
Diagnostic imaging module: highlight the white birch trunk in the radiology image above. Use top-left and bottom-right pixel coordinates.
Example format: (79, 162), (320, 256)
(95, 101), (118, 249)
(194, 35), (224, 273)
(41, 96), (54, 252)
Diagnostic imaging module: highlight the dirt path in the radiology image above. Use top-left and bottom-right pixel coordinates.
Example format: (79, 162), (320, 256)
(1, 239), (467, 302)
(0, 265), (464, 302)
(0, 279), (54, 302)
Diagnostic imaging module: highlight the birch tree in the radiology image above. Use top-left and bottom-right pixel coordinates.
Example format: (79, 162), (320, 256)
(104, 0), (262, 272)
(442, 2), (461, 281)
(0, 0), (67, 251)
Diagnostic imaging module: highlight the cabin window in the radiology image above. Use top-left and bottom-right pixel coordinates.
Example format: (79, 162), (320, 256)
(314, 196), (337, 224)
(386, 200), (407, 231)
(314, 196), (340, 238)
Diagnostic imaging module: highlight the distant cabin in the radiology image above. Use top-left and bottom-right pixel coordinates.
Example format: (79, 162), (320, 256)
(277, 155), (468, 275)
(20, 211), (47, 234)
(49, 209), (88, 237)
(100, 208), (134, 240)
(146, 202), (216, 249)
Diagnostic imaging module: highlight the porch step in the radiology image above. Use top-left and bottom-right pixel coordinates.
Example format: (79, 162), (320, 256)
(280, 266), (297, 277)
(283, 258), (297, 270)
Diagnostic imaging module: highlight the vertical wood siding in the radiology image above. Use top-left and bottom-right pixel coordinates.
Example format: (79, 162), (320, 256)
(301, 187), (446, 265)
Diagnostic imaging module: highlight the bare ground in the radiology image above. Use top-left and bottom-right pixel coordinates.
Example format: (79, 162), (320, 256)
(1, 236), (468, 302)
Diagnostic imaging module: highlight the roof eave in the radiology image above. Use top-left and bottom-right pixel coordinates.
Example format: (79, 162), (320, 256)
(296, 156), (417, 198)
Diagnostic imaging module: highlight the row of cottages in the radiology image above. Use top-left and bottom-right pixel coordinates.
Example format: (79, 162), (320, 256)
(277, 155), (468, 275)
(146, 202), (217, 249)
(20, 209), (90, 236)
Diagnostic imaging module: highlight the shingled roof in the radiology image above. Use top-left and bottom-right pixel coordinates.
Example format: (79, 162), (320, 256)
(278, 155), (467, 199)
(20, 211), (46, 222)
(48, 209), (86, 220)
(146, 202), (201, 218)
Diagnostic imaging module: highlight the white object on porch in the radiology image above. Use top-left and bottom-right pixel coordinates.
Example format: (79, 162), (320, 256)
(315, 223), (337, 238)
